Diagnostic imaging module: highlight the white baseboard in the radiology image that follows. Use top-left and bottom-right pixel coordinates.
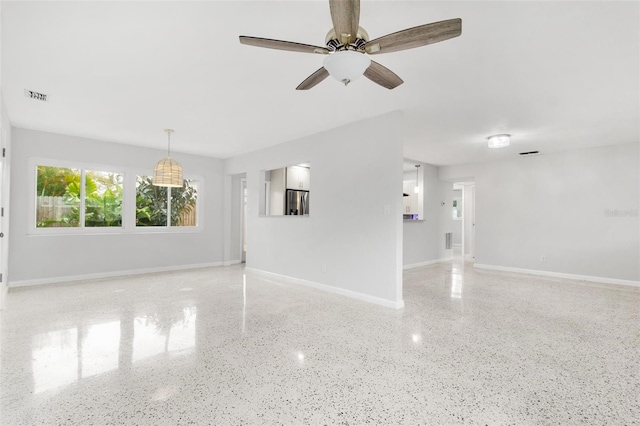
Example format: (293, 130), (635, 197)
(403, 256), (453, 270)
(9, 262), (224, 288)
(223, 260), (242, 266)
(474, 264), (640, 288)
(245, 267), (404, 309)
(0, 283), (8, 310)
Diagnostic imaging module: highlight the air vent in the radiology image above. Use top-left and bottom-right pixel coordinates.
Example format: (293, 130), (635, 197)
(519, 151), (540, 156)
(24, 89), (48, 102)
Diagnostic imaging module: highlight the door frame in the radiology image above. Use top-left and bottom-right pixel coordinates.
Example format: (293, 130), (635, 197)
(240, 177), (247, 263)
(468, 185), (476, 259)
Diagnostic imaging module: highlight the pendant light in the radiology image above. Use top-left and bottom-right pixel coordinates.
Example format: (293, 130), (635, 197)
(153, 129), (183, 187)
(414, 164), (420, 193)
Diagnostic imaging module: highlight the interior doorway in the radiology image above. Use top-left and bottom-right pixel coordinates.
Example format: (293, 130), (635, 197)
(453, 181), (475, 261)
(241, 178), (247, 263)
(463, 183), (476, 261)
(452, 184), (463, 259)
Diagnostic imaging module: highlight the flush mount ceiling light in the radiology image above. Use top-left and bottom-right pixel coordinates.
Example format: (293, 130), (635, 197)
(153, 129), (183, 187)
(487, 134), (510, 149)
(323, 50), (371, 86)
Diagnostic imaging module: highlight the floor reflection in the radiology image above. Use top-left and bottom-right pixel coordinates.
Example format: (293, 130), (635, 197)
(32, 328), (78, 394)
(31, 306), (196, 395)
(133, 307), (197, 362)
(82, 321), (120, 378)
(450, 266), (464, 299)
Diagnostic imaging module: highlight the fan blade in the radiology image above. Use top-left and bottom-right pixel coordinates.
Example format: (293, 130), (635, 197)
(329, 0), (360, 44)
(296, 67), (330, 90)
(365, 18), (462, 55)
(239, 36), (329, 55)
(364, 61), (404, 90)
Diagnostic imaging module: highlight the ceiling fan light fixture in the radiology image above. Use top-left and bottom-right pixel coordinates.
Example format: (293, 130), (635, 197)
(487, 134), (510, 149)
(323, 50), (371, 86)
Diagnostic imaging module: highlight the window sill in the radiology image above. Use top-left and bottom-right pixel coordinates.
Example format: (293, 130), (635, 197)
(28, 226), (203, 236)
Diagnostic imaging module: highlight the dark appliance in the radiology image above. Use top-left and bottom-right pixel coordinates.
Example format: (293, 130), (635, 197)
(286, 189), (309, 215)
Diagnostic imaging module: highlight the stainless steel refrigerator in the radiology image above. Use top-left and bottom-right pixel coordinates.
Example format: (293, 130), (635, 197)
(286, 189), (309, 215)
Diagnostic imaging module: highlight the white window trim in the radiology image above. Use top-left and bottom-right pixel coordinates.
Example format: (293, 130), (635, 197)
(28, 158), (203, 235)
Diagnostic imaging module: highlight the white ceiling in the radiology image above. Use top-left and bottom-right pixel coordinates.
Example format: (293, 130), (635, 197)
(2, 1), (638, 166)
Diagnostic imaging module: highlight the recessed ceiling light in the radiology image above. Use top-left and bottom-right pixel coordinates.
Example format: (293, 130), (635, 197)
(487, 134), (510, 149)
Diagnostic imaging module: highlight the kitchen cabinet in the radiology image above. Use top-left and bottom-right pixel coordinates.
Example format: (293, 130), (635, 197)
(286, 166), (310, 190)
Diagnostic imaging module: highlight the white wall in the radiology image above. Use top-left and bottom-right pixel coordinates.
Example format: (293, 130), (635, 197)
(9, 128), (225, 286)
(0, 94), (11, 306)
(268, 168), (285, 216)
(440, 143), (640, 283)
(227, 173), (245, 264)
(403, 162), (453, 268)
(225, 112), (404, 308)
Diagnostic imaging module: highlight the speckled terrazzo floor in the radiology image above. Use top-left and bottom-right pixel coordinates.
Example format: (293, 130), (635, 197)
(1, 256), (639, 425)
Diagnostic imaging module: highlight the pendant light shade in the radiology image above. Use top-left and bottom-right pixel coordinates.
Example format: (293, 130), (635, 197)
(414, 164), (420, 193)
(153, 129), (183, 187)
(323, 50), (371, 86)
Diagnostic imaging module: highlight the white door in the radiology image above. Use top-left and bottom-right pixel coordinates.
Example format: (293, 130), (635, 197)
(241, 178), (247, 263)
(470, 186), (476, 259)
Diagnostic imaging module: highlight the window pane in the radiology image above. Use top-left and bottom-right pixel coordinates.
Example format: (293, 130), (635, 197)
(136, 176), (167, 226)
(171, 180), (198, 227)
(85, 171), (123, 227)
(36, 166), (81, 227)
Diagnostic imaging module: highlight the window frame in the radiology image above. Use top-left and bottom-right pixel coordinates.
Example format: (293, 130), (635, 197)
(28, 158), (203, 235)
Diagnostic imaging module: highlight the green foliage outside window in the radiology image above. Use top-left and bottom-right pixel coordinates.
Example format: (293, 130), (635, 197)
(135, 176), (197, 227)
(37, 166), (123, 227)
(36, 166), (197, 229)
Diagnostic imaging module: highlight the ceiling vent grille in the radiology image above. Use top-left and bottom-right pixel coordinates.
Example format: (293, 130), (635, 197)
(24, 89), (48, 102)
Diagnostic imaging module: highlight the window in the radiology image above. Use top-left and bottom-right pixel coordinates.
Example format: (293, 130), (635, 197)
(136, 176), (198, 227)
(36, 166), (123, 228)
(84, 170), (123, 227)
(34, 162), (199, 232)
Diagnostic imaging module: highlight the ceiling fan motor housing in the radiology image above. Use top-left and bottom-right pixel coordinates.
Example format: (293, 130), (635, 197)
(325, 27), (369, 52)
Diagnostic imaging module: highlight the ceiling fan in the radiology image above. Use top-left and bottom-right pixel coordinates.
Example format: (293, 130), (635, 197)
(239, 0), (461, 90)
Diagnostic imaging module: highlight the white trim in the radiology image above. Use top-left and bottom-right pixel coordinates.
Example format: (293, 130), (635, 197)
(9, 262), (223, 288)
(403, 256), (453, 270)
(245, 267), (404, 309)
(240, 177), (246, 262)
(473, 263), (640, 288)
(0, 284), (7, 310)
(223, 260), (242, 266)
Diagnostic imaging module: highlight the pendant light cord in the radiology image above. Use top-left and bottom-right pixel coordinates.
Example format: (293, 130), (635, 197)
(165, 129), (174, 157)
